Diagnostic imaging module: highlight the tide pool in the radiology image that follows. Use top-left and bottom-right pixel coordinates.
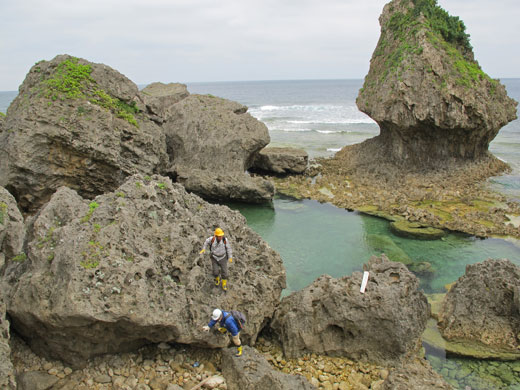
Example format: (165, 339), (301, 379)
(229, 196), (520, 390)
(228, 196), (520, 295)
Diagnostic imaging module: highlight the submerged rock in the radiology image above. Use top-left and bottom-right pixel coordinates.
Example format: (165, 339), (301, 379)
(221, 346), (316, 390)
(390, 220), (445, 240)
(1, 174), (285, 366)
(252, 147), (308, 174)
(438, 259), (520, 356)
(270, 255), (429, 365)
(353, 0), (517, 167)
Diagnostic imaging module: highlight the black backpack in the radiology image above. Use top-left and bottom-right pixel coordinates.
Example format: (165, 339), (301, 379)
(224, 310), (246, 330)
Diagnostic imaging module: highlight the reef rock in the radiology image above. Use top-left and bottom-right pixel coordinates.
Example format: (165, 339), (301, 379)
(1, 174), (285, 366)
(270, 255), (429, 364)
(353, 0), (517, 167)
(0, 186), (24, 269)
(143, 83), (274, 203)
(438, 259), (520, 354)
(221, 346), (316, 390)
(0, 301), (16, 390)
(252, 147), (308, 174)
(382, 358), (453, 390)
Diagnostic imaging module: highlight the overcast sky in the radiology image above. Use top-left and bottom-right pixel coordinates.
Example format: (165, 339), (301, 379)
(1, 0), (518, 91)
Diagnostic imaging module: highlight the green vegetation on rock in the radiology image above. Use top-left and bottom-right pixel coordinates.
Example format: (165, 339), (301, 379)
(0, 202), (7, 224)
(0, 111), (6, 117)
(41, 57), (140, 127)
(12, 252), (27, 262)
(390, 220), (445, 240)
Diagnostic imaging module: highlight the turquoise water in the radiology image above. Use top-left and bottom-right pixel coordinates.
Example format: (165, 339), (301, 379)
(229, 197), (520, 390)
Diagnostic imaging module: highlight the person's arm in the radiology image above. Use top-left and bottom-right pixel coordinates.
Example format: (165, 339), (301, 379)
(200, 237), (211, 254)
(203, 318), (217, 331)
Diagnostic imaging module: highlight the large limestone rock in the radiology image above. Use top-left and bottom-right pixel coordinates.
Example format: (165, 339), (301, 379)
(1, 174), (285, 366)
(0, 55), (168, 213)
(438, 259), (520, 354)
(221, 346), (316, 390)
(353, 0), (517, 167)
(252, 147), (308, 174)
(270, 255), (429, 364)
(143, 83), (274, 203)
(0, 186), (24, 270)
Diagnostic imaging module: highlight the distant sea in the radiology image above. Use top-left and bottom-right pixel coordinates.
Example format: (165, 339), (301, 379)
(1, 79), (519, 199)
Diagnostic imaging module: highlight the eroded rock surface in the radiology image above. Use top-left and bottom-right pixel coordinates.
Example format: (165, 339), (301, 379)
(0, 55), (168, 213)
(382, 358), (453, 390)
(354, 0), (517, 167)
(439, 259), (520, 354)
(270, 255), (429, 364)
(252, 147), (308, 174)
(0, 301), (16, 390)
(144, 84), (274, 203)
(221, 346), (316, 390)
(1, 174), (285, 366)
(0, 186), (24, 270)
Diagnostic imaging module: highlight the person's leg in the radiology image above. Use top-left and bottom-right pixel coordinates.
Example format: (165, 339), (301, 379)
(232, 334), (242, 357)
(211, 257), (220, 285)
(220, 259), (229, 291)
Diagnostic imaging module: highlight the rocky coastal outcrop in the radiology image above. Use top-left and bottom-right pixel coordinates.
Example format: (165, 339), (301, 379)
(0, 301), (16, 390)
(0, 55), (168, 213)
(270, 255), (429, 365)
(0, 56), (275, 213)
(353, 0), (517, 167)
(1, 174), (285, 366)
(143, 83), (274, 203)
(252, 147), (308, 174)
(221, 346), (316, 389)
(438, 259), (520, 355)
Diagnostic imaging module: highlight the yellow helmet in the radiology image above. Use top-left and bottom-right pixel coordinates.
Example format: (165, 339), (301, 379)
(214, 228), (225, 237)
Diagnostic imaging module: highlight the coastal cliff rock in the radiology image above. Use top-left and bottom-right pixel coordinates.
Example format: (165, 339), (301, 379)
(252, 147), (308, 174)
(0, 186), (24, 270)
(221, 346), (316, 390)
(1, 174), (285, 366)
(352, 0), (518, 167)
(0, 55), (168, 213)
(270, 255), (429, 364)
(143, 83), (274, 203)
(438, 259), (520, 355)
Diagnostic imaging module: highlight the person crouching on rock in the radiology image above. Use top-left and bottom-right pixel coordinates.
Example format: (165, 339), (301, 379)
(199, 228), (233, 291)
(202, 308), (243, 357)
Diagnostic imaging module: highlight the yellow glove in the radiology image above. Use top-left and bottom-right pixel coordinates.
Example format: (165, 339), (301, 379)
(199, 249), (205, 254)
(229, 258), (233, 263)
(218, 327), (228, 334)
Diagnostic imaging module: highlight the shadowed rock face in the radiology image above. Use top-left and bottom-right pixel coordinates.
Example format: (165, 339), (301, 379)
(355, 0), (517, 167)
(1, 174), (285, 367)
(439, 259), (520, 353)
(0, 186), (24, 269)
(270, 255), (429, 365)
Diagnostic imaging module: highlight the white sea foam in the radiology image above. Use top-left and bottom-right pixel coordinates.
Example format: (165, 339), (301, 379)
(327, 148), (342, 152)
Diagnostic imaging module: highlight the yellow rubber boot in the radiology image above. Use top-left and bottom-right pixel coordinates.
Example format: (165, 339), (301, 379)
(222, 279), (228, 291)
(236, 345), (243, 357)
(214, 276), (220, 286)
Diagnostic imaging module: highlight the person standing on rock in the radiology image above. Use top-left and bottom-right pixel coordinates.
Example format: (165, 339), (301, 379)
(199, 228), (233, 291)
(202, 308), (243, 357)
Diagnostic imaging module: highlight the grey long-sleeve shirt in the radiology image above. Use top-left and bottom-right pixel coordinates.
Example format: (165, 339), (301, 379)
(202, 236), (233, 262)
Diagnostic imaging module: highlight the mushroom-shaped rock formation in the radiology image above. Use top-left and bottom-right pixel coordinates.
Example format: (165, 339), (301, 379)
(142, 83), (274, 203)
(438, 259), (520, 356)
(1, 175), (285, 367)
(0, 55), (168, 213)
(350, 0), (517, 168)
(270, 255), (429, 365)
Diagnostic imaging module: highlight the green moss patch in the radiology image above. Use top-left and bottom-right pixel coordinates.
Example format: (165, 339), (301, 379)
(390, 220), (445, 240)
(41, 57), (140, 127)
(0, 202), (7, 225)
